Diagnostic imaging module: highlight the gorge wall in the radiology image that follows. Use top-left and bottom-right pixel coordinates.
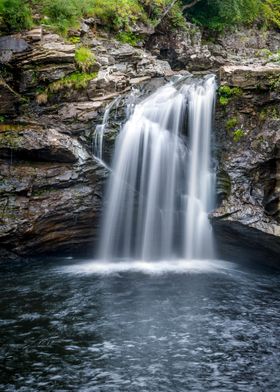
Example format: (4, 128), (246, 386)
(0, 22), (279, 265)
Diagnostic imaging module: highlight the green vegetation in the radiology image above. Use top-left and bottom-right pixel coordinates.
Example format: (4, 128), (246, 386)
(218, 85), (242, 106)
(226, 117), (238, 130)
(262, 0), (280, 29)
(68, 36), (81, 44)
(258, 48), (280, 63)
(0, 130), (21, 148)
(0, 0), (32, 32)
(48, 71), (97, 92)
(224, 115), (246, 142)
(187, 0), (261, 31)
(0, 0), (280, 35)
(74, 47), (96, 72)
(233, 129), (245, 142)
(186, 0), (280, 31)
(269, 75), (280, 91)
(116, 32), (140, 46)
(259, 106), (280, 121)
(36, 71), (98, 103)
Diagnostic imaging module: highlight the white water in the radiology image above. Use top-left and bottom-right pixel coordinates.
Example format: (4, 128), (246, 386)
(93, 96), (121, 161)
(61, 259), (235, 276)
(99, 76), (216, 261)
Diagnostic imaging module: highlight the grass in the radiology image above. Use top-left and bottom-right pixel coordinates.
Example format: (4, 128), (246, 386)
(116, 32), (140, 46)
(48, 71), (98, 92)
(0, 0), (187, 34)
(36, 71), (98, 103)
(74, 47), (96, 72)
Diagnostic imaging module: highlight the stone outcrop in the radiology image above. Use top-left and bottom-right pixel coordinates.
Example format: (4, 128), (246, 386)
(147, 24), (280, 73)
(0, 27), (173, 259)
(213, 65), (280, 266)
(146, 24), (218, 71)
(220, 65), (280, 90)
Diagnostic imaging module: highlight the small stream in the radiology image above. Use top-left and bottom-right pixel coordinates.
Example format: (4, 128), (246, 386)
(0, 259), (279, 391)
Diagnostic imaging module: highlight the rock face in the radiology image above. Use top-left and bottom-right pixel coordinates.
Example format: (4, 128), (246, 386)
(0, 23), (279, 264)
(213, 65), (280, 266)
(0, 27), (173, 259)
(147, 24), (280, 73)
(146, 24), (217, 71)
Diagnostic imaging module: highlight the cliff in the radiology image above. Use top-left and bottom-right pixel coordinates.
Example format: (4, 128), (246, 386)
(0, 21), (279, 265)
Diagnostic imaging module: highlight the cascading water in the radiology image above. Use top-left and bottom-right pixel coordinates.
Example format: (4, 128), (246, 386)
(93, 96), (121, 162)
(99, 75), (216, 261)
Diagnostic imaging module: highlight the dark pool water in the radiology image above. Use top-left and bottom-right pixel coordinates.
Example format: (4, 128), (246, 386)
(0, 259), (279, 392)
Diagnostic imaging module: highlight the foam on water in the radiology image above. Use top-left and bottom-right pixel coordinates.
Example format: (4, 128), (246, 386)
(60, 259), (236, 276)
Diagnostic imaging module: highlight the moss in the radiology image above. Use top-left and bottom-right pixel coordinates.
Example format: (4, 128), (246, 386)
(0, 131), (22, 148)
(218, 85), (242, 106)
(0, 124), (24, 132)
(32, 188), (51, 197)
(219, 96), (229, 106)
(36, 71), (98, 103)
(0, 116), (5, 123)
(68, 36), (81, 44)
(260, 106), (280, 121)
(269, 75), (280, 91)
(74, 47), (96, 72)
(256, 48), (272, 58)
(233, 129), (245, 142)
(226, 117), (238, 130)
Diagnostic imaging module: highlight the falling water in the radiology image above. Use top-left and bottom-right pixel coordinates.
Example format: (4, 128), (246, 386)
(93, 96), (121, 161)
(99, 75), (216, 260)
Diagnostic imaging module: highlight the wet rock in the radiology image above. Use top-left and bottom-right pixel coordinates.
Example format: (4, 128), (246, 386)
(0, 158), (107, 257)
(212, 219), (280, 268)
(0, 126), (89, 163)
(0, 80), (21, 115)
(214, 66), (280, 255)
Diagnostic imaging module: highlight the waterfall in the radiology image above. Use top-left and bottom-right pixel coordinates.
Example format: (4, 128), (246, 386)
(93, 96), (121, 162)
(99, 75), (216, 261)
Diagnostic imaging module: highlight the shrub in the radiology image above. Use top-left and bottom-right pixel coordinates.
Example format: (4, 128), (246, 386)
(0, 0), (32, 32)
(116, 31), (140, 46)
(91, 0), (146, 31)
(186, 0), (262, 31)
(262, 0), (280, 29)
(41, 0), (82, 34)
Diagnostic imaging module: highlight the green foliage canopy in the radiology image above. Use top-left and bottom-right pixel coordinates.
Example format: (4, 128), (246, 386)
(0, 0), (279, 33)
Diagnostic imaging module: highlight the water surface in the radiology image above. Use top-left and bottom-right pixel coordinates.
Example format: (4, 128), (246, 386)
(0, 259), (279, 391)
